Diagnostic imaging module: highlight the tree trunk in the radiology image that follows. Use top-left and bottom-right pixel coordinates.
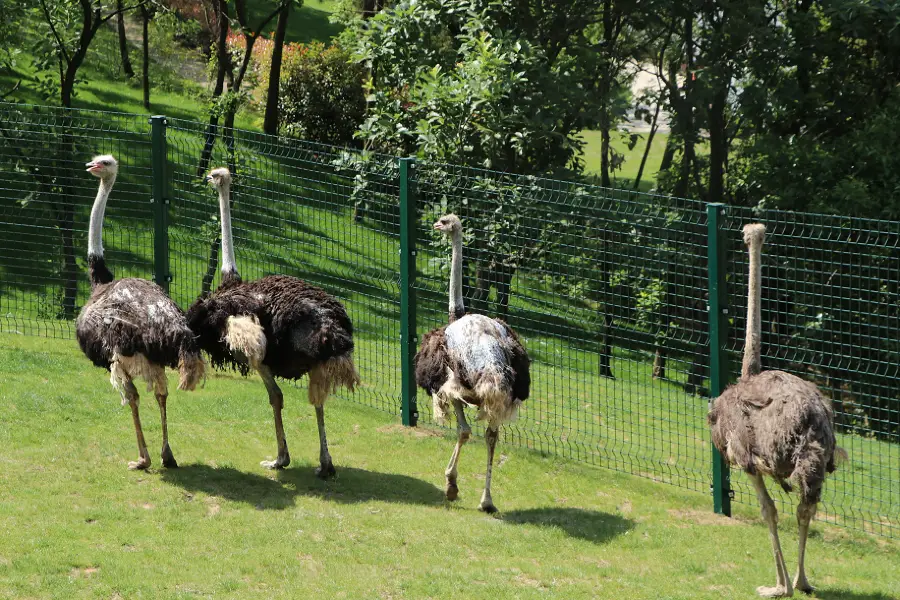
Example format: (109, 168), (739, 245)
(600, 126), (612, 187)
(116, 0), (135, 77)
(263, 0), (291, 135)
(633, 102), (661, 190)
(141, 4), (150, 110)
(197, 0), (230, 176)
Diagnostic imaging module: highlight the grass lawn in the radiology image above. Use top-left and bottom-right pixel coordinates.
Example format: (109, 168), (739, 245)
(0, 333), (898, 600)
(579, 130), (670, 188)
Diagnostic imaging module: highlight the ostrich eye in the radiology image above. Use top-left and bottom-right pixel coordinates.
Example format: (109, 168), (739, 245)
(102, 161), (110, 165)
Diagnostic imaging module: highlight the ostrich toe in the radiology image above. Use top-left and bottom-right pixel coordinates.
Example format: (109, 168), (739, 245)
(757, 585), (793, 598)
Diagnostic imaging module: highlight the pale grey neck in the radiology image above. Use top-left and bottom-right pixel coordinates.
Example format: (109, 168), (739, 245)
(742, 241), (763, 379)
(218, 185), (237, 275)
(449, 230), (464, 316)
(87, 175), (116, 257)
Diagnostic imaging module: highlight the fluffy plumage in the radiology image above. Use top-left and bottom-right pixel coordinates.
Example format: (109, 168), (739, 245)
(187, 274), (355, 381)
(77, 275), (204, 392)
(709, 370), (837, 504)
(415, 315), (529, 425)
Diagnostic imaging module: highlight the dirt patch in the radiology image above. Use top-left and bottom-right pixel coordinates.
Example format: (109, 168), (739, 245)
(70, 566), (100, 578)
(514, 574), (547, 589)
(619, 500), (633, 514)
(667, 509), (749, 526)
(377, 424), (444, 439)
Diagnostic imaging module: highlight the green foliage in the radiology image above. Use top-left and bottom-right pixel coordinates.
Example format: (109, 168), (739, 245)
(278, 42), (367, 145)
(342, 0), (602, 175)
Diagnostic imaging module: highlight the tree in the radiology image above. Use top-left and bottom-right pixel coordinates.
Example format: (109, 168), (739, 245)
(196, 0), (288, 176)
(116, 0), (135, 77)
(29, 0), (142, 317)
(262, 0), (293, 135)
(139, 1), (153, 109)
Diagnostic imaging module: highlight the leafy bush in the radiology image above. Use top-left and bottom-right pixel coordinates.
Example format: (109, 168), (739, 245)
(277, 42), (367, 146)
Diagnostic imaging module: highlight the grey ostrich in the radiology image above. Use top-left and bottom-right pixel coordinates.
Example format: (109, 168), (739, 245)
(186, 168), (360, 476)
(76, 155), (205, 470)
(708, 223), (843, 598)
(414, 214), (530, 513)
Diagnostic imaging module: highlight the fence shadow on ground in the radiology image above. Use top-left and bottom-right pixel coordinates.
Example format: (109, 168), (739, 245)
(501, 507), (635, 544)
(162, 463), (444, 509)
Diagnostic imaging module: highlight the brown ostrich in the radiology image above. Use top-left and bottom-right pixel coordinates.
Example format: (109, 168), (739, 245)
(414, 214), (530, 513)
(76, 155), (205, 470)
(186, 168), (360, 476)
(708, 223), (843, 598)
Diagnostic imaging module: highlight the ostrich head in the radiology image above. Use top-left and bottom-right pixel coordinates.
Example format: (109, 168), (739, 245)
(434, 214), (462, 235)
(206, 167), (232, 190)
(86, 155), (118, 180)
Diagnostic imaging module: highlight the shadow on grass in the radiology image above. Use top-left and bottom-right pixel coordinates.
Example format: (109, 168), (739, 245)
(501, 507), (635, 544)
(815, 591), (899, 600)
(162, 463), (444, 510)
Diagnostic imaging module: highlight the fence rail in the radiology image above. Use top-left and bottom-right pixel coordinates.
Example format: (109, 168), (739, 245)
(0, 102), (897, 539)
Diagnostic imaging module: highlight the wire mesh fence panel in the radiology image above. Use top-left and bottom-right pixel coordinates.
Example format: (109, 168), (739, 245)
(165, 120), (402, 414)
(0, 103), (154, 338)
(411, 162), (713, 493)
(725, 207), (900, 538)
(0, 102), (897, 539)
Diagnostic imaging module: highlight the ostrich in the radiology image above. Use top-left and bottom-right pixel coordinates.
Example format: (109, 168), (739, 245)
(76, 155), (205, 470)
(414, 214), (530, 513)
(708, 223), (843, 598)
(187, 168), (360, 476)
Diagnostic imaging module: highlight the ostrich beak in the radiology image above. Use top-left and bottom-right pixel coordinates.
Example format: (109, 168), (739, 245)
(86, 161), (101, 173)
(205, 175), (213, 183)
(433, 222), (442, 230)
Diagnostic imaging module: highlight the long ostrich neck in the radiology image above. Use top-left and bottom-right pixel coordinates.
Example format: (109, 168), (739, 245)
(742, 235), (763, 379)
(87, 174), (116, 257)
(448, 229), (464, 320)
(218, 183), (238, 276)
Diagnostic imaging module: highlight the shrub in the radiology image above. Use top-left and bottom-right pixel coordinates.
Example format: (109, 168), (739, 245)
(277, 42), (367, 146)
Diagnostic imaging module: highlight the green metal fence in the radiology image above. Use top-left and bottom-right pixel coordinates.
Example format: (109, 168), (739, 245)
(0, 102), (897, 539)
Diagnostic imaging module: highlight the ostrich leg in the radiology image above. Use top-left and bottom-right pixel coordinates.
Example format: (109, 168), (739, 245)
(309, 368), (335, 479)
(258, 366), (290, 469)
(444, 398), (471, 501)
(750, 473), (793, 598)
(155, 392), (177, 468)
(479, 425), (500, 514)
(124, 380), (151, 470)
(794, 502), (817, 594)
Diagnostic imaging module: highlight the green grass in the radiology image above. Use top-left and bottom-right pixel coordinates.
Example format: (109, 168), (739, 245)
(248, 0), (344, 44)
(578, 130), (669, 189)
(0, 333), (898, 600)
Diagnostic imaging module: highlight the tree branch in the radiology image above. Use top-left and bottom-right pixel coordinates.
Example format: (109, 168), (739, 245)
(98, 1), (147, 27)
(38, 0), (71, 65)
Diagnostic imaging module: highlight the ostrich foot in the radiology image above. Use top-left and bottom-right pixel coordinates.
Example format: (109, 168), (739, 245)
(792, 576), (813, 595)
(161, 444), (178, 469)
(445, 479), (459, 501)
(756, 585), (793, 598)
(260, 454), (291, 470)
(478, 501), (498, 514)
(128, 457), (151, 470)
(315, 461), (336, 479)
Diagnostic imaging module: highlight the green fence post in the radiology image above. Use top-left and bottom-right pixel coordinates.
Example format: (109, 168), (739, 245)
(149, 115), (170, 294)
(399, 157), (419, 426)
(707, 202), (732, 516)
